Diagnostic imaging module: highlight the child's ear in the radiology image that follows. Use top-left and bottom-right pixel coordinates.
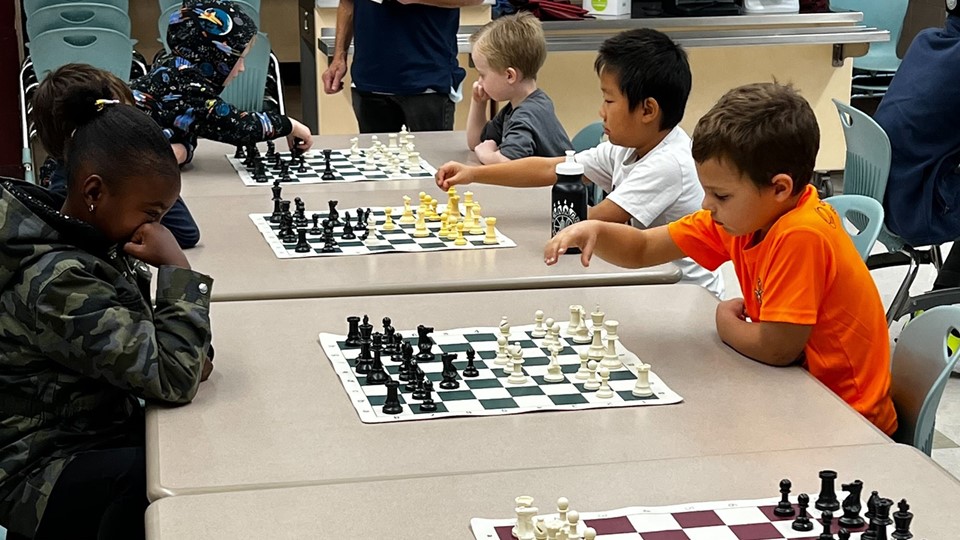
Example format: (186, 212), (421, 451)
(505, 67), (519, 83)
(81, 174), (105, 206)
(769, 173), (795, 200)
(640, 97), (661, 125)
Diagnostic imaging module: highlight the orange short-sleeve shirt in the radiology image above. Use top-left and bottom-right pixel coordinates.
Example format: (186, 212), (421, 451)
(668, 185), (897, 436)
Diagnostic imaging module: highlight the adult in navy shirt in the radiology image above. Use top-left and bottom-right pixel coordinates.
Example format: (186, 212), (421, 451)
(322, 0), (483, 134)
(874, 0), (960, 289)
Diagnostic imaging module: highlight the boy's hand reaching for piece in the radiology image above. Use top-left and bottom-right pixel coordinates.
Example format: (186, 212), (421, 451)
(288, 119), (314, 152)
(543, 221), (601, 267)
(435, 161), (475, 190)
(123, 222), (191, 269)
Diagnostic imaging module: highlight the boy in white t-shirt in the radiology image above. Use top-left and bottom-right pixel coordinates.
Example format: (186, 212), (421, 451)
(435, 28), (724, 297)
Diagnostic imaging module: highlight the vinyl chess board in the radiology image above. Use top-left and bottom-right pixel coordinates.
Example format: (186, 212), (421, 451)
(250, 205), (516, 259)
(226, 148), (437, 186)
(319, 321), (682, 424)
(472, 497), (873, 540)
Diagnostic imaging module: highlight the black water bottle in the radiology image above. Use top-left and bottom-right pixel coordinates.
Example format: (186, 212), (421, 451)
(551, 150), (588, 254)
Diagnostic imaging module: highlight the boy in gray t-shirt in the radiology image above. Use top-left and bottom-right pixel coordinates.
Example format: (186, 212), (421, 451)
(467, 13), (572, 164)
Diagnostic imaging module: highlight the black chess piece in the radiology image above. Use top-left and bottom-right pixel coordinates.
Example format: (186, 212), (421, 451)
(272, 151), (283, 170)
(270, 197), (284, 224)
(416, 324), (435, 362)
(297, 154), (308, 173)
(356, 339), (373, 374)
(243, 144), (257, 167)
(891, 499), (913, 540)
(366, 349), (389, 385)
(418, 380), (437, 412)
(327, 200), (340, 225)
(359, 315), (373, 340)
(294, 228), (311, 253)
(309, 213), (322, 235)
(411, 368), (427, 400)
(463, 348), (480, 378)
(320, 220), (338, 247)
(279, 214), (297, 243)
(816, 470), (841, 512)
(875, 498), (894, 528)
(398, 342), (414, 381)
(271, 179), (283, 201)
(792, 493), (814, 532)
(865, 491), (880, 520)
(280, 160), (292, 181)
(382, 317), (396, 352)
(345, 316), (362, 348)
(294, 197), (308, 226)
(371, 333), (383, 356)
(819, 511), (835, 540)
(341, 211), (357, 240)
(837, 529), (851, 540)
(266, 139), (276, 159)
(404, 359), (420, 391)
(254, 159), (268, 182)
(774, 479), (796, 517)
(234, 145), (246, 159)
(320, 236), (337, 253)
(439, 352), (460, 390)
(321, 148), (336, 180)
(839, 480), (865, 530)
(381, 379), (403, 415)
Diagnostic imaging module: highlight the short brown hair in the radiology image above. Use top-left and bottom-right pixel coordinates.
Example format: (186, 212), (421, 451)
(33, 63), (135, 160)
(470, 12), (547, 80)
(692, 82), (820, 194)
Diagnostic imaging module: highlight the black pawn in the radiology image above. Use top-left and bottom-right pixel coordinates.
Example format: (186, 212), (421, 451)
(356, 340), (373, 374)
(294, 197), (307, 226)
(404, 359), (420, 391)
(891, 499), (913, 540)
(234, 145), (246, 159)
(838, 529), (851, 540)
(327, 200), (340, 226)
(774, 478), (796, 517)
(839, 480), (865, 530)
(365, 349), (388, 385)
(266, 139), (276, 159)
(792, 493), (814, 532)
(320, 236), (336, 253)
(399, 342), (414, 381)
(819, 511), (835, 540)
(439, 352), (460, 390)
(294, 228), (311, 253)
(321, 148), (335, 180)
(280, 160), (292, 181)
(341, 211), (356, 240)
(309, 213), (322, 235)
(411, 367), (427, 400)
(419, 380), (437, 412)
(270, 197), (283, 224)
(345, 316), (362, 348)
(816, 470), (841, 512)
(297, 154), (308, 173)
(381, 379), (402, 415)
(254, 159), (268, 182)
(463, 348), (479, 378)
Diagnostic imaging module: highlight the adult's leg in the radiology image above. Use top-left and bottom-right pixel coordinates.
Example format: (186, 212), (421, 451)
(33, 447), (147, 540)
(395, 94), (456, 132)
(933, 242), (960, 290)
(351, 89), (406, 134)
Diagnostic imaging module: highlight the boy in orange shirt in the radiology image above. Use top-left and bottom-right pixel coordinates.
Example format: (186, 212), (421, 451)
(544, 82), (897, 436)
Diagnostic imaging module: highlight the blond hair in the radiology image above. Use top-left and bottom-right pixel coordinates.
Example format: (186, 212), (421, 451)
(692, 82), (820, 194)
(470, 12), (547, 80)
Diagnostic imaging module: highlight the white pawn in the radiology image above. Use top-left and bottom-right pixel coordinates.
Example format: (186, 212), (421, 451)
(495, 335), (509, 365)
(382, 207), (395, 231)
(566, 305), (582, 336)
(531, 310), (547, 338)
(575, 350), (590, 380)
(596, 366), (614, 399)
(469, 203), (485, 235)
(483, 216), (499, 245)
(454, 222), (467, 246)
(544, 349), (564, 383)
(632, 362), (653, 397)
(542, 318), (556, 347)
(557, 497), (569, 524)
(566, 510), (581, 540)
(507, 344), (527, 384)
(584, 360), (600, 391)
(549, 322), (562, 350)
(583, 527), (596, 540)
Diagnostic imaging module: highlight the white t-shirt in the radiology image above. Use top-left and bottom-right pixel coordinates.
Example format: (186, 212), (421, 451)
(575, 127), (725, 298)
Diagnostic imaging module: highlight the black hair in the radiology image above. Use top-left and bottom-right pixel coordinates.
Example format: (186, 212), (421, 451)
(949, 0), (960, 17)
(62, 86), (179, 191)
(594, 28), (692, 130)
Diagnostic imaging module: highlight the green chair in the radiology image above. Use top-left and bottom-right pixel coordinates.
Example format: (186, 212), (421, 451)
(571, 121), (605, 205)
(825, 194), (885, 261)
(158, 0), (181, 10)
(220, 32), (270, 111)
(27, 3), (130, 41)
(830, 0), (910, 97)
(29, 27), (134, 82)
(24, 0), (128, 17)
(890, 305), (960, 456)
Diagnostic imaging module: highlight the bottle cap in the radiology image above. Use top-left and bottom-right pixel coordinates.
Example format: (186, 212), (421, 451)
(555, 150), (583, 176)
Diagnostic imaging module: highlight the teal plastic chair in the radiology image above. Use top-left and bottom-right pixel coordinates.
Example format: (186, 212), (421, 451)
(29, 28), (134, 82)
(25, 0), (128, 17)
(220, 32), (270, 111)
(27, 4), (130, 41)
(825, 194), (885, 261)
(571, 121), (605, 205)
(890, 306), (960, 455)
(831, 0), (909, 97)
(158, 0), (182, 10)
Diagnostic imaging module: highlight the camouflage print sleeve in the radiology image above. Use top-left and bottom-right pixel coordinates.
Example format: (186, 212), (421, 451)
(32, 263), (213, 404)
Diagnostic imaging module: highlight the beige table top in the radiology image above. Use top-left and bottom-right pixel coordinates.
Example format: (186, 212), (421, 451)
(145, 444), (950, 539)
(145, 285), (888, 501)
(182, 182), (679, 302)
(179, 133), (474, 199)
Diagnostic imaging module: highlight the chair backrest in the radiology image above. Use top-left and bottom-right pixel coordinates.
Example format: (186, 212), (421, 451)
(158, 0), (182, 11)
(890, 306), (960, 455)
(29, 28), (134, 82)
(571, 121), (604, 152)
(25, 0), (129, 18)
(824, 194), (884, 261)
(27, 4), (130, 42)
(220, 32), (270, 111)
(830, 0), (909, 73)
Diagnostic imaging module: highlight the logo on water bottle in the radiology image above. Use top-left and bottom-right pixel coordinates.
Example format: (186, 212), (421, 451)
(551, 201), (581, 236)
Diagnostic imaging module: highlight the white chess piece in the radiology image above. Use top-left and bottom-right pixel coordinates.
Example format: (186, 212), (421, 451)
(572, 315), (591, 345)
(364, 218), (378, 244)
(541, 317), (555, 346)
(548, 322), (561, 350)
(515, 506), (539, 540)
(584, 360), (600, 391)
(382, 207), (395, 231)
(632, 362), (653, 397)
(534, 519), (547, 540)
(566, 305), (582, 336)
(596, 366), (614, 399)
(349, 137), (359, 158)
(557, 497), (569, 524)
(582, 527), (596, 540)
(531, 310), (546, 338)
(483, 217), (499, 245)
(469, 203), (484, 235)
(575, 350), (590, 380)
(588, 327), (605, 363)
(507, 344), (527, 384)
(445, 214), (459, 241)
(590, 305), (604, 331)
(566, 510), (581, 540)
(388, 133), (398, 150)
(495, 335), (509, 366)
(438, 211), (450, 237)
(602, 320), (621, 368)
(544, 349), (564, 383)
(499, 316), (511, 341)
(545, 520), (563, 540)
(399, 195), (416, 224)
(454, 222), (467, 246)
(412, 205), (429, 237)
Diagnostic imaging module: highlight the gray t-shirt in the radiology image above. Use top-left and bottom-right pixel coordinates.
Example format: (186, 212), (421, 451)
(481, 89), (572, 159)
